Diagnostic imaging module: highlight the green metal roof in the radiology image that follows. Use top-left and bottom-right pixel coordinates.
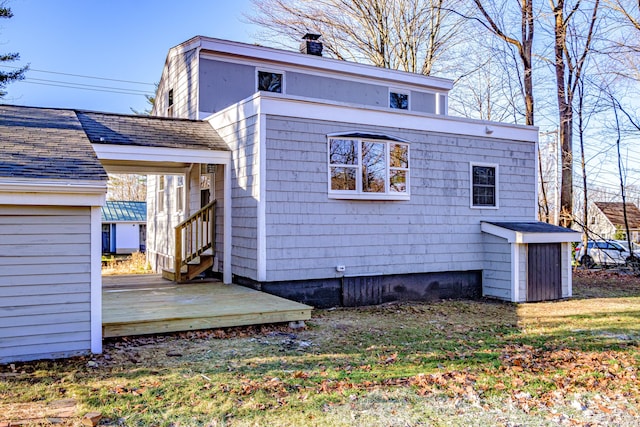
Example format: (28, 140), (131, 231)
(101, 201), (147, 222)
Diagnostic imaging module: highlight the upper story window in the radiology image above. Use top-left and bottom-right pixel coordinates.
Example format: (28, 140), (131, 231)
(167, 89), (174, 117)
(470, 163), (498, 209)
(257, 70), (283, 93)
(389, 90), (409, 110)
(329, 135), (409, 200)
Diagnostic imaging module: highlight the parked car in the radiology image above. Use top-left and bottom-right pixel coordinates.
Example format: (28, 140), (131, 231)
(575, 240), (630, 267)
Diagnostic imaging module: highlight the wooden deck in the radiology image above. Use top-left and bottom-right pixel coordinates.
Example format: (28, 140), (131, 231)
(102, 275), (312, 338)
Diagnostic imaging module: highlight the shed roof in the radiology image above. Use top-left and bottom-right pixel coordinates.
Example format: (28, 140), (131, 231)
(481, 221), (581, 244)
(76, 111), (229, 151)
(0, 105), (107, 181)
(101, 200), (147, 222)
(593, 202), (640, 229)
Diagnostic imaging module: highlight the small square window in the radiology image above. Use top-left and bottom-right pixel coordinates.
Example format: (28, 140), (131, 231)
(258, 71), (282, 93)
(390, 91), (409, 110)
(471, 164), (498, 208)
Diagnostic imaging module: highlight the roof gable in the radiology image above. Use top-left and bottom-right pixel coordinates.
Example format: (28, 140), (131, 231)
(594, 202), (640, 229)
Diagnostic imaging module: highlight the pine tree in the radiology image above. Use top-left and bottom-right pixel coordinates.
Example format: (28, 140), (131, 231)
(0, 5), (28, 97)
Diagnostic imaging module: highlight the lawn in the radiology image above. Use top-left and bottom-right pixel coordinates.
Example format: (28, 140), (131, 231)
(1, 270), (639, 426)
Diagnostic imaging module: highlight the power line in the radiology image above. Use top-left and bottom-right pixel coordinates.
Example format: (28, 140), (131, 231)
(21, 80), (152, 96)
(0, 64), (155, 86)
(26, 77), (153, 95)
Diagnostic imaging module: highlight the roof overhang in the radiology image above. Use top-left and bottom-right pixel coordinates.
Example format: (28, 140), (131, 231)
(481, 221), (582, 244)
(93, 143), (231, 174)
(0, 178), (107, 206)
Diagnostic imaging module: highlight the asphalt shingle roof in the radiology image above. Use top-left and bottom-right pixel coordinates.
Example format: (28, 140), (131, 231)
(0, 105), (107, 181)
(594, 202), (640, 229)
(76, 111), (229, 151)
(101, 200), (147, 222)
(484, 221), (578, 233)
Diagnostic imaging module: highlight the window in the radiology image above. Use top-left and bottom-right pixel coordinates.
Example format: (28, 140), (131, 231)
(167, 89), (174, 117)
(389, 90), (409, 110)
(158, 175), (165, 212)
(470, 163), (498, 208)
(176, 175), (184, 212)
(257, 71), (283, 93)
(329, 136), (409, 199)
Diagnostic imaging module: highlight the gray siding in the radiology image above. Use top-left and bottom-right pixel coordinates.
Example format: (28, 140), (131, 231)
(213, 115), (260, 279)
(195, 59), (442, 116)
(199, 59), (256, 114)
(153, 47), (199, 119)
(0, 206), (92, 363)
(286, 72), (387, 107)
(263, 115), (536, 282)
(482, 234), (512, 300)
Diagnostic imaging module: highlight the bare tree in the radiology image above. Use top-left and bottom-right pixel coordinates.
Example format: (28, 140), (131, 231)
(552, 0), (601, 227)
(107, 174), (147, 202)
(247, 0), (466, 75)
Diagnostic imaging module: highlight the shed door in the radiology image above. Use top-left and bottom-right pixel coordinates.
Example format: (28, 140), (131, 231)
(527, 243), (562, 302)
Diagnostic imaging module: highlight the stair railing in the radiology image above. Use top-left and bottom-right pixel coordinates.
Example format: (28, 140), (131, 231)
(174, 200), (216, 282)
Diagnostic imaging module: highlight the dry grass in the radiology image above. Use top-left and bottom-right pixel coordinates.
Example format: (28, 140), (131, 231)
(1, 270), (639, 426)
(101, 252), (151, 275)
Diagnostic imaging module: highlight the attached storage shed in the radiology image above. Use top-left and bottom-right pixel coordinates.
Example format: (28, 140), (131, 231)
(0, 106), (107, 363)
(481, 221), (581, 302)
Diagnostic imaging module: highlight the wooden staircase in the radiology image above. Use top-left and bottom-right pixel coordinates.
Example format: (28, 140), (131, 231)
(162, 201), (216, 283)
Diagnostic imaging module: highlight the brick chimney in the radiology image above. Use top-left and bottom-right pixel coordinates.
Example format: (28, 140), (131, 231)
(300, 33), (323, 56)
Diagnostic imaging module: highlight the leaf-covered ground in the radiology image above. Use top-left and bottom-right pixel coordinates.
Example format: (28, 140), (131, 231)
(1, 270), (639, 426)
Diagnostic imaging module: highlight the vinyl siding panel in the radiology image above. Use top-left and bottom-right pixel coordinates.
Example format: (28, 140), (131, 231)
(213, 115), (260, 279)
(482, 234), (512, 300)
(0, 206), (93, 363)
(262, 115), (536, 282)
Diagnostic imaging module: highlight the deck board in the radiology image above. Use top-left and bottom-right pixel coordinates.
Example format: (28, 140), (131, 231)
(102, 275), (312, 338)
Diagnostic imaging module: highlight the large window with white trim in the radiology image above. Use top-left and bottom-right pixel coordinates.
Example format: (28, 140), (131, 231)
(470, 163), (498, 208)
(328, 135), (409, 199)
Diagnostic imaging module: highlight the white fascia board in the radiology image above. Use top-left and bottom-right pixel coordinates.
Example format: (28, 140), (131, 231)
(192, 36), (454, 92)
(481, 222), (582, 244)
(256, 94), (538, 143)
(0, 179), (107, 206)
(92, 143), (231, 165)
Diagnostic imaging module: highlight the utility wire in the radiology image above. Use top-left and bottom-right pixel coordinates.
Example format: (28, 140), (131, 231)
(26, 77), (153, 95)
(0, 64), (155, 86)
(22, 80), (152, 96)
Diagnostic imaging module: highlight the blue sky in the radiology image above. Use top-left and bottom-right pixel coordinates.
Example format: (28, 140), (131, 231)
(1, 0), (258, 114)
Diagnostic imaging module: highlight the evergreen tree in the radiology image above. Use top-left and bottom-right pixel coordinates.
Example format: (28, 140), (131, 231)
(0, 4), (28, 97)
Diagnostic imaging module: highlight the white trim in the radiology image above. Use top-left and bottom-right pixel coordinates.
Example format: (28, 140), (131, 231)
(534, 140), (540, 220)
(223, 158), (232, 284)
(92, 143), (231, 165)
(90, 206), (103, 354)
(210, 93), (539, 143)
(470, 162), (499, 209)
(512, 242), (520, 303)
(0, 179), (106, 206)
(178, 36), (454, 92)
(480, 222), (582, 244)
(564, 242), (573, 298)
(257, 113), (267, 282)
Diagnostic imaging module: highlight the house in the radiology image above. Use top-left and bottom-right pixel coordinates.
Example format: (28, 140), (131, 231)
(1, 35), (582, 364)
(101, 200), (147, 254)
(147, 35), (580, 308)
(589, 201), (640, 242)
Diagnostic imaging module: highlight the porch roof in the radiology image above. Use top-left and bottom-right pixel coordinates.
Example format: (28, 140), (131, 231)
(76, 111), (229, 151)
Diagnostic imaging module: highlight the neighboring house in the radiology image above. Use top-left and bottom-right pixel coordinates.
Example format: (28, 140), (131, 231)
(148, 35), (580, 308)
(101, 200), (147, 254)
(590, 202), (640, 242)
